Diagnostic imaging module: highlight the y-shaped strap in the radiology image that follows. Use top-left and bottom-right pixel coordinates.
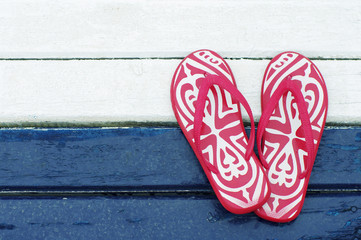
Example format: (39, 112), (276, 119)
(193, 74), (256, 174)
(257, 76), (314, 179)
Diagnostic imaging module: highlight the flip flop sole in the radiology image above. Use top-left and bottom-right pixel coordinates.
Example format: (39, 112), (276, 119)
(255, 52), (328, 222)
(171, 49), (270, 214)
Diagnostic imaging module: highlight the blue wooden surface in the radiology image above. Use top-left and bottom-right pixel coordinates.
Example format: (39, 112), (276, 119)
(0, 127), (360, 239)
(0, 127), (359, 188)
(0, 194), (360, 239)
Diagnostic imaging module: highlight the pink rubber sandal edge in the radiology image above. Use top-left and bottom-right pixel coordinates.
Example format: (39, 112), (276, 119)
(255, 51), (328, 222)
(170, 49), (270, 214)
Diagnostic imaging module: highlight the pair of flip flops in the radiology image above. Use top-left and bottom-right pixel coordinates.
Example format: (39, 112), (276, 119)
(170, 49), (328, 222)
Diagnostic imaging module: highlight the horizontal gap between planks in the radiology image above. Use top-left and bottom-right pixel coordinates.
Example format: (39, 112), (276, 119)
(0, 121), (360, 128)
(0, 185), (360, 198)
(0, 57), (360, 61)
(0, 121), (179, 128)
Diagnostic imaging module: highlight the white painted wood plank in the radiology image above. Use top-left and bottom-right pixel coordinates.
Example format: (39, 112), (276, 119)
(0, 59), (359, 124)
(0, 0), (361, 58)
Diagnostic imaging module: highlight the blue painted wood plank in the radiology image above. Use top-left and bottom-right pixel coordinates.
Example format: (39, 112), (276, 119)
(0, 194), (360, 239)
(0, 127), (359, 188)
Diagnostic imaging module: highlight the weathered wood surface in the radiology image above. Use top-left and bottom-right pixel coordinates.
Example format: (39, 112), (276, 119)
(0, 194), (360, 239)
(0, 127), (359, 188)
(0, 60), (360, 125)
(0, 127), (359, 239)
(0, 0), (360, 238)
(0, 0), (360, 58)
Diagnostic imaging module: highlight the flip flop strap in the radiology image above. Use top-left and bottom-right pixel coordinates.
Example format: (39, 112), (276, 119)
(193, 74), (256, 174)
(257, 76), (314, 179)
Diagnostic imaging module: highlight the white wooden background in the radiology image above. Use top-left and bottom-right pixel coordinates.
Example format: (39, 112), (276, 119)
(0, 0), (360, 125)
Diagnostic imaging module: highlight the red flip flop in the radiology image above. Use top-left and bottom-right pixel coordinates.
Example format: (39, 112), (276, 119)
(255, 52), (328, 222)
(170, 49), (270, 214)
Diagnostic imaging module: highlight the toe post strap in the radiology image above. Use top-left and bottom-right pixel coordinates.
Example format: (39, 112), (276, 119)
(193, 74), (256, 174)
(257, 76), (314, 179)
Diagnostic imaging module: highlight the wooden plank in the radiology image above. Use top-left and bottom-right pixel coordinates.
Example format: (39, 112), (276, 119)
(0, 60), (360, 124)
(0, 194), (360, 239)
(0, 127), (359, 188)
(0, 0), (361, 58)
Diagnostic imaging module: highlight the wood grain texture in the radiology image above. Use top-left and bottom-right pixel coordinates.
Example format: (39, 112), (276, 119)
(0, 127), (359, 188)
(0, 59), (360, 124)
(0, 194), (360, 239)
(0, 1), (359, 237)
(0, 0), (360, 58)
